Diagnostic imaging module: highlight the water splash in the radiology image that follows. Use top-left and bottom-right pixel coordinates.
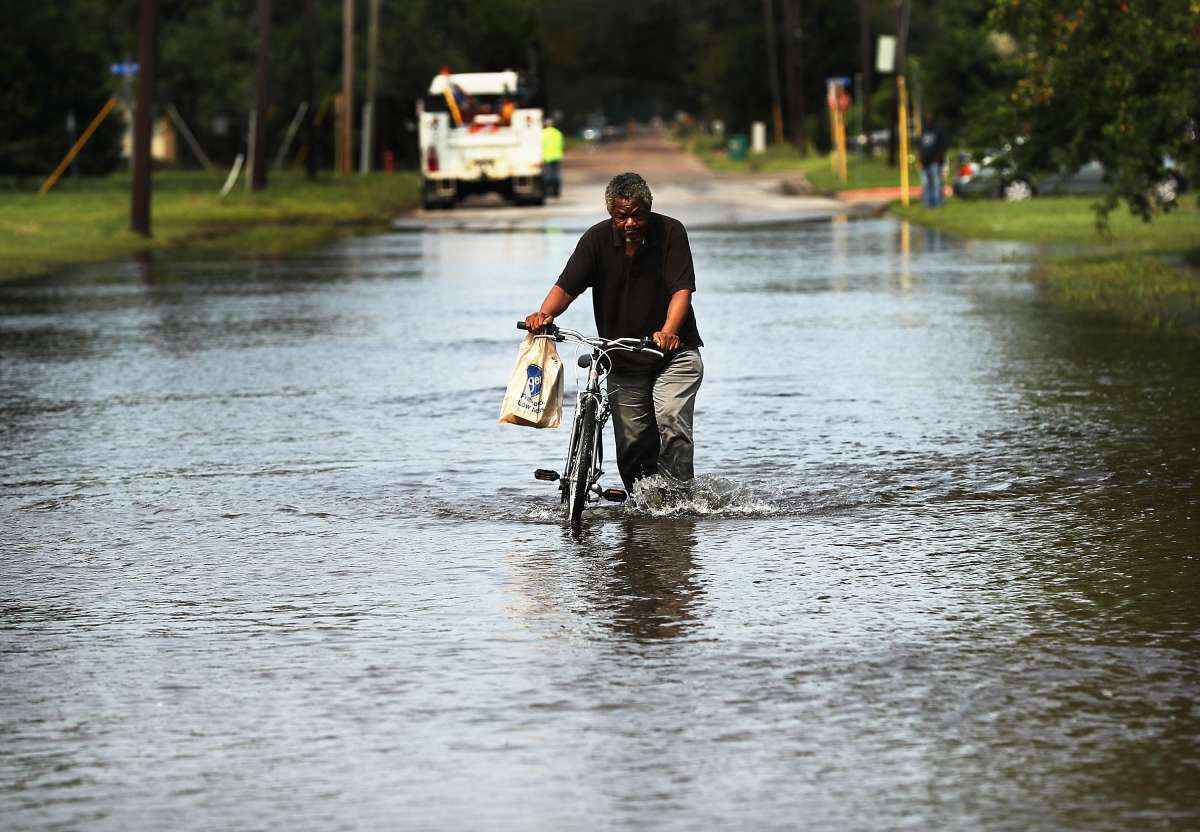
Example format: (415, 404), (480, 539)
(624, 474), (777, 518)
(523, 503), (564, 523)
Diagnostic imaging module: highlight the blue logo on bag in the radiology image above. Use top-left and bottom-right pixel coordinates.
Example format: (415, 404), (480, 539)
(518, 363), (543, 411)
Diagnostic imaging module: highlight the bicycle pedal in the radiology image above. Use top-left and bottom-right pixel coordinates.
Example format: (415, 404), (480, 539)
(601, 487), (627, 503)
(533, 469), (560, 482)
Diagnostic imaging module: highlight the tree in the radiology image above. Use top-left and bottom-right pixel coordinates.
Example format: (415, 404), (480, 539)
(989, 0), (1200, 219)
(0, 0), (124, 177)
(11, 0), (1053, 183)
(913, 0), (1017, 146)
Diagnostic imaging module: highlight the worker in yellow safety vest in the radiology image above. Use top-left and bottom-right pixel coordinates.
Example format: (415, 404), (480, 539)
(541, 118), (564, 198)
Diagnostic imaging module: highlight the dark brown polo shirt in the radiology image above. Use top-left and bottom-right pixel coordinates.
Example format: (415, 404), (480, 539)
(555, 212), (702, 370)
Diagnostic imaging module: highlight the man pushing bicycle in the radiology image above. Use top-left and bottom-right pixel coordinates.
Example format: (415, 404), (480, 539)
(524, 172), (704, 492)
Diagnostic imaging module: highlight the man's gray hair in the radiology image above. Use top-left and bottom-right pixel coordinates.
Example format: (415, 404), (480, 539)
(604, 172), (653, 213)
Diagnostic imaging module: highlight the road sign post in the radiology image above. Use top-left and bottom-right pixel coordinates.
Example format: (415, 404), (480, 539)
(826, 77), (851, 182)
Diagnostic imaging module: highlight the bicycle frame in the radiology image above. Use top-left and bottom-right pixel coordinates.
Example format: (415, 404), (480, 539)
(560, 344), (613, 505)
(520, 322), (662, 514)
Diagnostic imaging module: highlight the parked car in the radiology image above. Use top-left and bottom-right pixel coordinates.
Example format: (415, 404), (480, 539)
(580, 123), (626, 143)
(601, 124), (627, 142)
(580, 113), (614, 143)
(953, 146), (1189, 204)
(853, 129), (891, 154)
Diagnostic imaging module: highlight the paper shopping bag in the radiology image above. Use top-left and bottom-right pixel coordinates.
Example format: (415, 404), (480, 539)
(498, 334), (563, 428)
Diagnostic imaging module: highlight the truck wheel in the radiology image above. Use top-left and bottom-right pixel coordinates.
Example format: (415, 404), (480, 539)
(507, 177), (544, 207)
(421, 179), (455, 210)
(518, 186), (545, 207)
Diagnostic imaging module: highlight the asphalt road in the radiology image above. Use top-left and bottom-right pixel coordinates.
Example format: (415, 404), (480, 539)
(396, 132), (856, 232)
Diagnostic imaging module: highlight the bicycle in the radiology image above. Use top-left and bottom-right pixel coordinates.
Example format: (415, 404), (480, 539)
(517, 321), (663, 534)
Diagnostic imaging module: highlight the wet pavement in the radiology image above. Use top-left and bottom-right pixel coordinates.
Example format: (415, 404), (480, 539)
(2, 149), (1200, 831)
(397, 133), (862, 233)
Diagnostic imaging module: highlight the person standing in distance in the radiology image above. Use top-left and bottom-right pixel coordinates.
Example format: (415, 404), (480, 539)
(541, 118), (564, 197)
(918, 115), (948, 208)
(524, 172), (704, 492)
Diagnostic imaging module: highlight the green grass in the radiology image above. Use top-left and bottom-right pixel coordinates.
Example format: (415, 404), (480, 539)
(0, 169), (420, 281)
(1035, 253), (1200, 336)
(892, 197), (1200, 253)
(685, 135), (918, 193)
(893, 195), (1200, 336)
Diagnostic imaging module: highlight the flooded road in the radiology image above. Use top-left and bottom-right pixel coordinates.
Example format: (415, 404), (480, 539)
(2, 215), (1199, 831)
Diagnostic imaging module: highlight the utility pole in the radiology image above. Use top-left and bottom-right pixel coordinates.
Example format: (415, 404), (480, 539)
(361, 0), (380, 173)
(251, 0), (270, 191)
(340, 0), (355, 175)
(781, 0), (805, 152)
(131, 0), (157, 237)
(889, 0), (910, 167)
(857, 0), (872, 138)
(762, 0), (785, 145)
(894, 0), (911, 201)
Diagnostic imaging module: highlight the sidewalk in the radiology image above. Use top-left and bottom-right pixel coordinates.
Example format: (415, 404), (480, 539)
(835, 185), (953, 212)
(837, 186), (922, 203)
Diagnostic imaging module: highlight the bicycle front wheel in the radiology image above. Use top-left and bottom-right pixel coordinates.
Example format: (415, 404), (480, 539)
(566, 397), (597, 533)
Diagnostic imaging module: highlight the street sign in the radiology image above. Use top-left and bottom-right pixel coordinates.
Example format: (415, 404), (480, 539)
(826, 77), (852, 111)
(876, 36), (896, 73)
(110, 62), (139, 75)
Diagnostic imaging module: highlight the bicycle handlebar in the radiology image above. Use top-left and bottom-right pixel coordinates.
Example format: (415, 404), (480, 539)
(517, 320), (559, 336)
(516, 321), (664, 358)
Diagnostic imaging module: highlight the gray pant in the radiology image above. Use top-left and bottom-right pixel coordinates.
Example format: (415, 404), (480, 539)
(607, 348), (703, 491)
(543, 160), (562, 196)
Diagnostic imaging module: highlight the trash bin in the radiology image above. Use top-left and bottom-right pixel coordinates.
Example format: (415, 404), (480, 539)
(727, 134), (748, 161)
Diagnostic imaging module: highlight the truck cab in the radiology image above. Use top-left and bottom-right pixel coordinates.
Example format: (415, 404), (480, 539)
(418, 70), (544, 209)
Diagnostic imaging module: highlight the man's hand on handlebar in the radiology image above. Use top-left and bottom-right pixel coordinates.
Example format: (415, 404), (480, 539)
(651, 331), (680, 352)
(524, 312), (555, 333)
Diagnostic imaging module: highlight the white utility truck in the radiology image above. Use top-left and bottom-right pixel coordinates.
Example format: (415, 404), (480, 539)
(417, 70), (544, 209)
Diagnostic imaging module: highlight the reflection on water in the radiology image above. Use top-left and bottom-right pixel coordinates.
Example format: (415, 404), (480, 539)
(591, 519), (702, 642)
(502, 518), (703, 644)
(2, 218), (1198, 830)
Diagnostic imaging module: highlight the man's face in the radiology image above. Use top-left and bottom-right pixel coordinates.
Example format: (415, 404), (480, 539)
(610, 197), (649, 246)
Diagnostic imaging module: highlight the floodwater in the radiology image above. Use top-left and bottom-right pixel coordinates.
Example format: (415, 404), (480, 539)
(2, 217), (1198, 831)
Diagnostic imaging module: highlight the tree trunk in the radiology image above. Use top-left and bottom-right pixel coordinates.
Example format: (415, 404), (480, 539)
(781, 0), (805, 152)
(762, 0), (785, 145)
(251, 0), (270, 191)
(304, 0), (317, 178)
(857, 0), (871, 138)
(340, 0), (355, 175)
(362, 0), (379, 174)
